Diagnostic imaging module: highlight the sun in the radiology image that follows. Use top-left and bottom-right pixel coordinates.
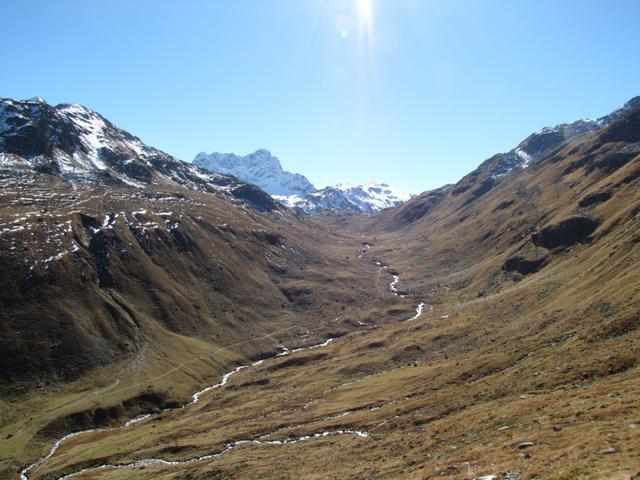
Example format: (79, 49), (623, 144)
(355, 0), (373, 22)
(354, 0), (374, 49)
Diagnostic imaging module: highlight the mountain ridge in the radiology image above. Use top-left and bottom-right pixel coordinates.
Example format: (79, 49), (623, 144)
(195, 149), (413, 214)
(479, 95), (640, 180)
(275, 182), (414, 214)
(0, 98), (278, 212)
(194, 149), (316, 196)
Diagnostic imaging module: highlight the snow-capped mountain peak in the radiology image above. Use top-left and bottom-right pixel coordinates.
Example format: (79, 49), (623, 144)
(331, 182), (412, 209)
(194, 149), (316, 196)
(275, 181), (413, 214)
(0, 97), (279, 211)
(194, 150), (413, 214)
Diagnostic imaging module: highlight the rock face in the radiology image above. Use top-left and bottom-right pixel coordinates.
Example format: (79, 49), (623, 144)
(399, 187), (451, 223)
(579, 190), (612, 208)
(0, 98), (278, 212)
(194, 149), (316, 196)
(532, 216), (601, 250)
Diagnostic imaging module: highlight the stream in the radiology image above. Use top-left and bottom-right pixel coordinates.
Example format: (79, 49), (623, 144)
(20, 338), (361, 480)
(21, 251), (428, 479)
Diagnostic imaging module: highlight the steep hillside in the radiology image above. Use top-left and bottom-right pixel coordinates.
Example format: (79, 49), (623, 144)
(0, 102), (407, 478)
(0, 171), (401, 478)
(368, 97), (640, 284)
(0, 98), (276, 212)
(324, 97), (640, 476)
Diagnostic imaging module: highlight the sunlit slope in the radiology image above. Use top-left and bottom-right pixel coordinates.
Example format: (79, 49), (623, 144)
(4, 97), (640, 479)
(12, 100), (640, 479)
(0, 176), (400, 478)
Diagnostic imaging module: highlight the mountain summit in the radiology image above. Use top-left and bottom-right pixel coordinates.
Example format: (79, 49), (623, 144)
(0, 98), (277, 211)
(194, 149), (316, 196)
(274, 182), (413, 214)
(194, 150), (412, 214)
(477, 96), (640, 179)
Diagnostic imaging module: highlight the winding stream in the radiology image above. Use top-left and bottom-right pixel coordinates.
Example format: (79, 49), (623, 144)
(389, 275), (400, 295)
(19, 337), (349, 480)
(57, 430), (369, 479)
(385, 268), (425, 322)
(407, 302), (425, 321)
(21, 252), (427, 479)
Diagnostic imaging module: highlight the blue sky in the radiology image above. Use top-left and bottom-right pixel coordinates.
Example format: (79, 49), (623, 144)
(1, 0), (639, 193)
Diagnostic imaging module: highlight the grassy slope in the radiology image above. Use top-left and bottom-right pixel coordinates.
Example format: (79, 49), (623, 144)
(0, 177), (397, 477)
(4, 106), (640, 479)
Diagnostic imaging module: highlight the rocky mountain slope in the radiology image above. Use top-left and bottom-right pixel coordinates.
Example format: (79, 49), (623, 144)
(194, 149), (412, 214)
(451, 96), (640, 197)
(330, 97), (640, 476)
(0, 100), (394, 478)
(0, 98), (277, 212)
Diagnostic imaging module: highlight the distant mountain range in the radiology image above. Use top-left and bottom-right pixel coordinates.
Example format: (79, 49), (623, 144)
(194, 150), (413, 214)
(273, 183), (413, 214)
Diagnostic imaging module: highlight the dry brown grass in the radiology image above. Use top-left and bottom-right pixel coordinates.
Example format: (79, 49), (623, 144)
(3, 107), (640, 479)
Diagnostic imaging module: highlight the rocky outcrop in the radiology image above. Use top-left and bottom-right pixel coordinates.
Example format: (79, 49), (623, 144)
(503, 253), (549, 275)
(532, 216), (600, 249)
(579, 190), (612, 208)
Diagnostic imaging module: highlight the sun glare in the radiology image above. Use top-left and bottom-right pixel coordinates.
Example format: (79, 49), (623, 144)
(355, 0), (374, 40)
(353, 0), (375, 69)
(356, 0), (373, 22)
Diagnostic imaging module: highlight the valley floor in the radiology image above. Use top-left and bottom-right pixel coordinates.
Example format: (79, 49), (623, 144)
(8, 231), (640, 480)
(1, 167), (639, 480)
